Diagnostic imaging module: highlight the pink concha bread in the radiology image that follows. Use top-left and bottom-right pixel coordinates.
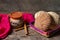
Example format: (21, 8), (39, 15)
(34, 11), (51, 31)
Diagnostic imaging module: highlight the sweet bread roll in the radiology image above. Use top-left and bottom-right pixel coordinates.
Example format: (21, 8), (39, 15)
(34, 11), (57, 31)
(35, 11), (45, 19)
(48, 11), (59, 24)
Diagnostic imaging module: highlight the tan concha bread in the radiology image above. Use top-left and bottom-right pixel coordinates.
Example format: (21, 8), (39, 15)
(34, 11), (57, 31)
(48, 11), (60, 24)
(35, 11), (45, 19)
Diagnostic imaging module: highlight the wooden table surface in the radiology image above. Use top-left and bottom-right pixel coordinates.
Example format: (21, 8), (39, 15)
(0, 0), (60, 40)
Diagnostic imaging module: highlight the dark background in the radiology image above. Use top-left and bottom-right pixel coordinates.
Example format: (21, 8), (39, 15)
(0, 0), (60, 14)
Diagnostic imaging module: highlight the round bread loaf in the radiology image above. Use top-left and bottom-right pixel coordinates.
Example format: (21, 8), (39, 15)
(35, 11), (45, 19)
(48, 11), (59, 24)
(34, 11), (56, 31)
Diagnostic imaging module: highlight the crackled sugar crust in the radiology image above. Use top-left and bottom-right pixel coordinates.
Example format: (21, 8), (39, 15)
(48, 11), (59, 24)
(35, 11), (51, 31)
